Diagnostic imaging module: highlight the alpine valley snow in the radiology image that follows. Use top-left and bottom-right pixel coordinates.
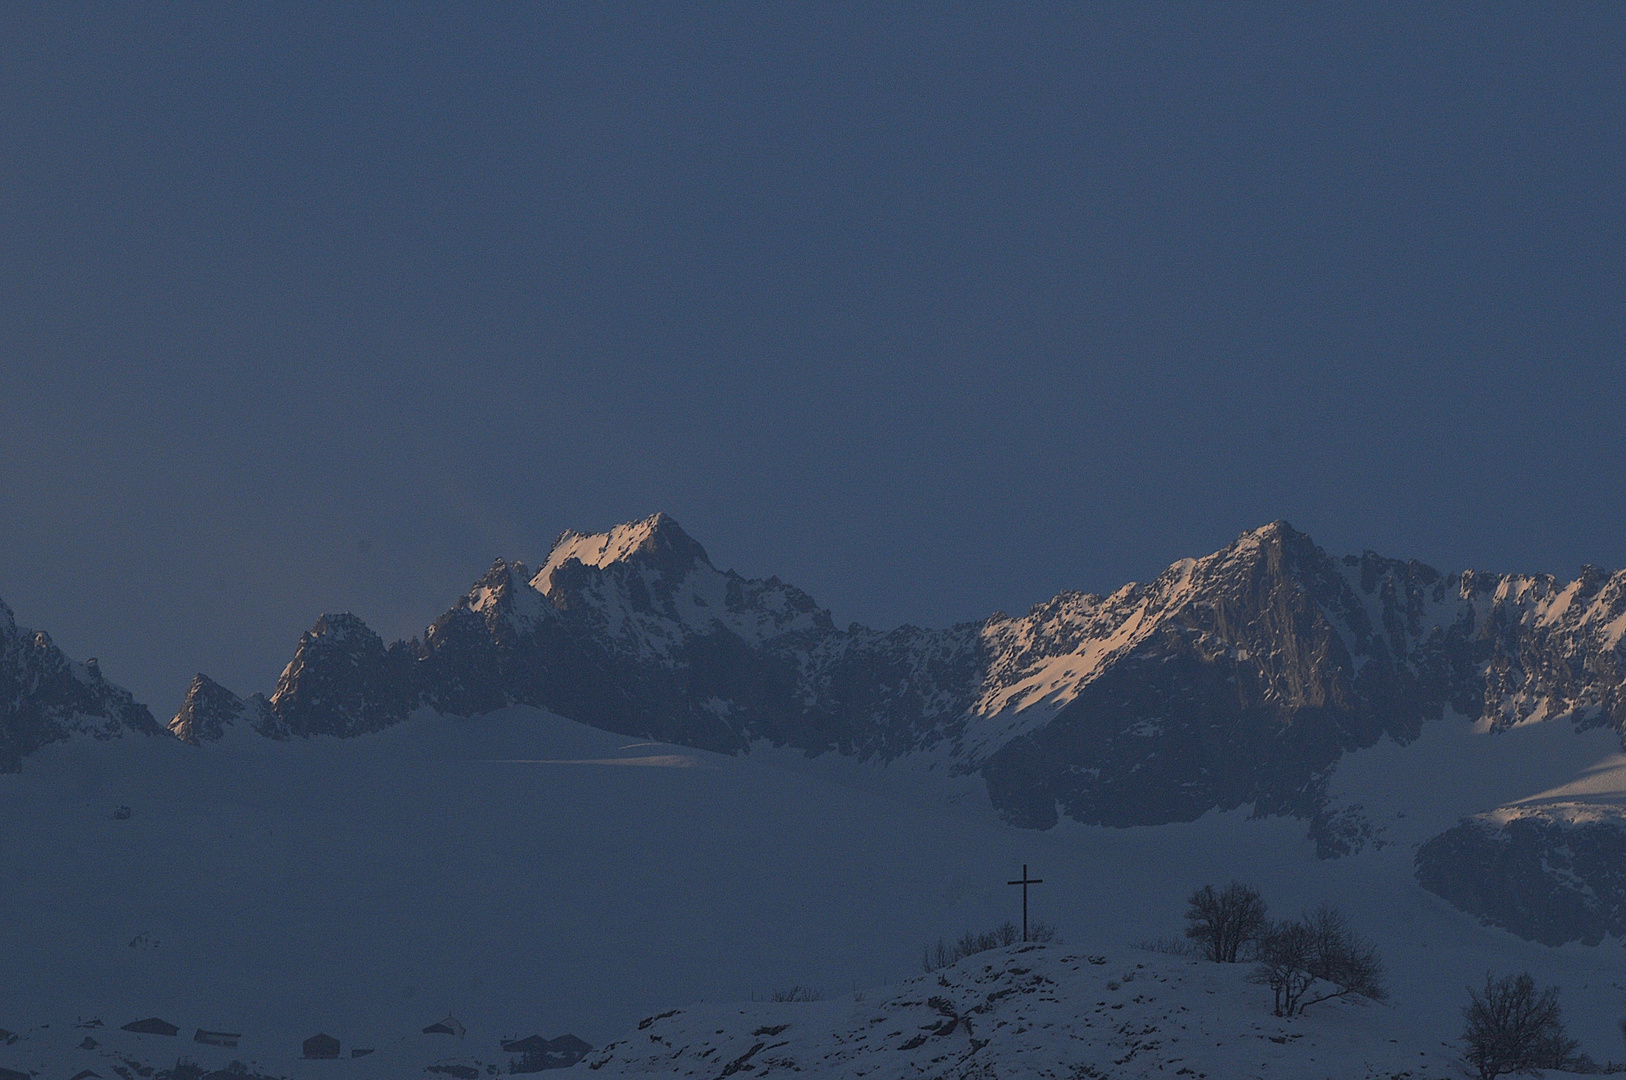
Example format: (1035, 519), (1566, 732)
(6, 517), (1626, 1075)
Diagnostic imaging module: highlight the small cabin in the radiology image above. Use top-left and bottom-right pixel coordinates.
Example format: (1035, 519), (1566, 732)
(422, 1015), (466, 1037)
(302, 1033), (341, 1059)
(194, 1029), (241, 1048)
(120, 1018), (179, 1037)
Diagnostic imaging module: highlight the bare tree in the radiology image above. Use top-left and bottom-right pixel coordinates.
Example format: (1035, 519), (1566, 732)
(1252, 917), (1315, 1016)
(1462, 972), (1581, 1080)
(1184, 881), (1267, 963)
(1250, 905), (1385, 1016)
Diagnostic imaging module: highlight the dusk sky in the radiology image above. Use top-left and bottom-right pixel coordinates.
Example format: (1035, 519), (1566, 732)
(3, 4), (1623, 719)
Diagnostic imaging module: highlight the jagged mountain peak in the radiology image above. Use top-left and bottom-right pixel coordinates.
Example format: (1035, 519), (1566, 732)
(0, 593), (160, 769)
(475, 556), (535, 587)
(526, 512), (832, 653)
(176, 671), (229, 706)
(1235, 517), (1302, 543)
(465, 558), (552, 631)
(467, 557), (537, 606)
(170, 673), (284, 744)
(534, 512), (710, 594)
(304, 611), (376, 643)
(269, 612), (414, 738)
(1203, 519), (1324, 573)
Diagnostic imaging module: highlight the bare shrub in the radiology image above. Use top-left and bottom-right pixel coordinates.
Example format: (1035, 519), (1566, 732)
(1134, 932), (1201, 957)
(1025, 921), (1057, 944)
(1462, 972), (1581, 1080)
(1185, 881), (1267, 963)
(922, 920), (1057, 972)
(1250, 905), (1385, 1016)
(769, 985), (822, 1002)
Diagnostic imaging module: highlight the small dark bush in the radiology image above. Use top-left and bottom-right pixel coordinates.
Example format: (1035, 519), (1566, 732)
(1185, 881), (1267, 963)
(1134, 933), (1201, 957)
(921, 921), (1057, 972)
(769, 985), (822, 1002)
(1463, 972), (1581, 1080)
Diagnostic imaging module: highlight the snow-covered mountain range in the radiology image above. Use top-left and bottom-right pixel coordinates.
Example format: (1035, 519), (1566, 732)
(176, 516), (1626, 834)
(7, 514), (1626, 952)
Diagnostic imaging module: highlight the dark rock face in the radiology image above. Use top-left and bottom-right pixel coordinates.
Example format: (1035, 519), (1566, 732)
(982, 526), (1626, 855)
(0, 596), (160, 771)
(251, 515), (1626, 862)
(1416, 809), (1626, 946)
(168, 673), (285, 743)
(981, 526), (1434, 836)
(419, 603), (507, 719)
(268, 613), (419, 737)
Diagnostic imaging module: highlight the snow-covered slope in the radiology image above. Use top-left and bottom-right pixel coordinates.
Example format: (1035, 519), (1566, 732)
(5, 703), (1626, 1076)
(586, 944), (1479, 1080)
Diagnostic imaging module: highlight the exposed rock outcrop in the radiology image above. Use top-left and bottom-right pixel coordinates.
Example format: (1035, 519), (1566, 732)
(0, 596), (160, 771)
(168, 673), (284, 743)
(1416, 805), (1626, 946)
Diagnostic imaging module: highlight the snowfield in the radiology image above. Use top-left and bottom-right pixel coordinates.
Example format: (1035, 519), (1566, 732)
(4, 704), (1626, 1077)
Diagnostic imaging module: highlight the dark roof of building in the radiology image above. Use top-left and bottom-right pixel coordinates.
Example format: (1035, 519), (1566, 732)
(120, 1018), (179, 1037)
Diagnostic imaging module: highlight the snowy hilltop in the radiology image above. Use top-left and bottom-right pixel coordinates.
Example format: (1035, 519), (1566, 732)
(585, 943), (1479, 1079)
(4, 699), (1626, 1068)
(1, 941), (1565, 1080)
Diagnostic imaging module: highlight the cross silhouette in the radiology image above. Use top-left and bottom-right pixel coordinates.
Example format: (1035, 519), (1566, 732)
(1006, 863), (1043, 942)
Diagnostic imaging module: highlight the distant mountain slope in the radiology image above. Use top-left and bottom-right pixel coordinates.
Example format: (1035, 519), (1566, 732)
(1415, 753), (1626, 946)
(0, 595), (159, 770)
(16, 513), (1626, 945)
(242, 514), (1626, 851)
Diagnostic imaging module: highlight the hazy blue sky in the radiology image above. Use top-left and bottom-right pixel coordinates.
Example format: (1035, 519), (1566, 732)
(2, 4), (1623, 718)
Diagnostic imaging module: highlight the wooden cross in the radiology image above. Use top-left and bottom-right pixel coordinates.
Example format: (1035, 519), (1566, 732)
(1006, 863), (1043, 942)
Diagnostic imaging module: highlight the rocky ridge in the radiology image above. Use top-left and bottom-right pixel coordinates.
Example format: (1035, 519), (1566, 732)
(11, 514), (1626, 945)
(0, 595), (159, 771)
(1416, 804), (1626, 947)
(220, 514), (1626, 944)
(222, 515), (1626, 843)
